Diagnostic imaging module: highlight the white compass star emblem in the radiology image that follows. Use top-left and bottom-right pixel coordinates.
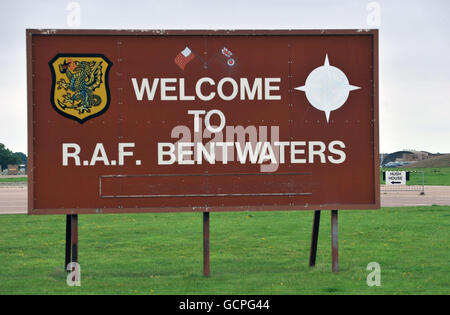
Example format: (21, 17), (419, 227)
(294, 54), (360, 123)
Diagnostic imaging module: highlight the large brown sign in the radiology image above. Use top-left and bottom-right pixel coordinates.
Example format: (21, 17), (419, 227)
(27, 29), (379, 215)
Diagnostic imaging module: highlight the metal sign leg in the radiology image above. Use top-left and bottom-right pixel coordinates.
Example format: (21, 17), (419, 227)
(65, 214), (78, 275)
(203, 212), (210, 277)
(71, 214), (78, 264)
(331, 210), (339, 273)
(65, 215), (72, 271)
(309, 210), (321, 267)
(421, 171), (425, 195)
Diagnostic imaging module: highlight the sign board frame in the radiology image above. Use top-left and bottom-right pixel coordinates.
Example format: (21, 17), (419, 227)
(27, 29), (379, 215)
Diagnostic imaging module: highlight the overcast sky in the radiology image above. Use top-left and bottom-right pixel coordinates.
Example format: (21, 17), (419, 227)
(0, 0), (449, 155)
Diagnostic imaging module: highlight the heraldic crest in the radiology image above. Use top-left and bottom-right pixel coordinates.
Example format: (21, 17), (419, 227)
(49, 54), (112, 123)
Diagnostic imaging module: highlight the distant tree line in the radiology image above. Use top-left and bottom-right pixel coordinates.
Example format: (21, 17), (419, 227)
(0, 143), (27, 170)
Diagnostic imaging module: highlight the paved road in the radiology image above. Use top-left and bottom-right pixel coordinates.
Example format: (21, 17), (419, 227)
(0, 186), (27, 214)
(0, 175), (27, 178)
(1, 185), (449, 214)
(380, 185), (450, 207)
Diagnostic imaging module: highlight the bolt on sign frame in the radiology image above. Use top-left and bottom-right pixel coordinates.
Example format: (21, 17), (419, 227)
(27, 29), (379, 275)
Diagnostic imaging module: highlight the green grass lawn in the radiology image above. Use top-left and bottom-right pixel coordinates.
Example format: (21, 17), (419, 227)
(0, 177), (27, 182)
(380, 167), (450, 186)
(0, 207), (448, 294)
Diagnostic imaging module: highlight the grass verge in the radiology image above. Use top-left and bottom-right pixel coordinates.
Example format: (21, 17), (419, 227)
(380, 168), (450, 186)
(0, 206), (448, 294)
(0, 177), (27, 183)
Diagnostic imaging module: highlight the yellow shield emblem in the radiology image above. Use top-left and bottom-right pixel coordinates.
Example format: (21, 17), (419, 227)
(49, 54), (112, 123)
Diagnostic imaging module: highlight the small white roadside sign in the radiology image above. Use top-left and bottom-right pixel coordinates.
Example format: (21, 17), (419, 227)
(385, 171), (406, 185)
